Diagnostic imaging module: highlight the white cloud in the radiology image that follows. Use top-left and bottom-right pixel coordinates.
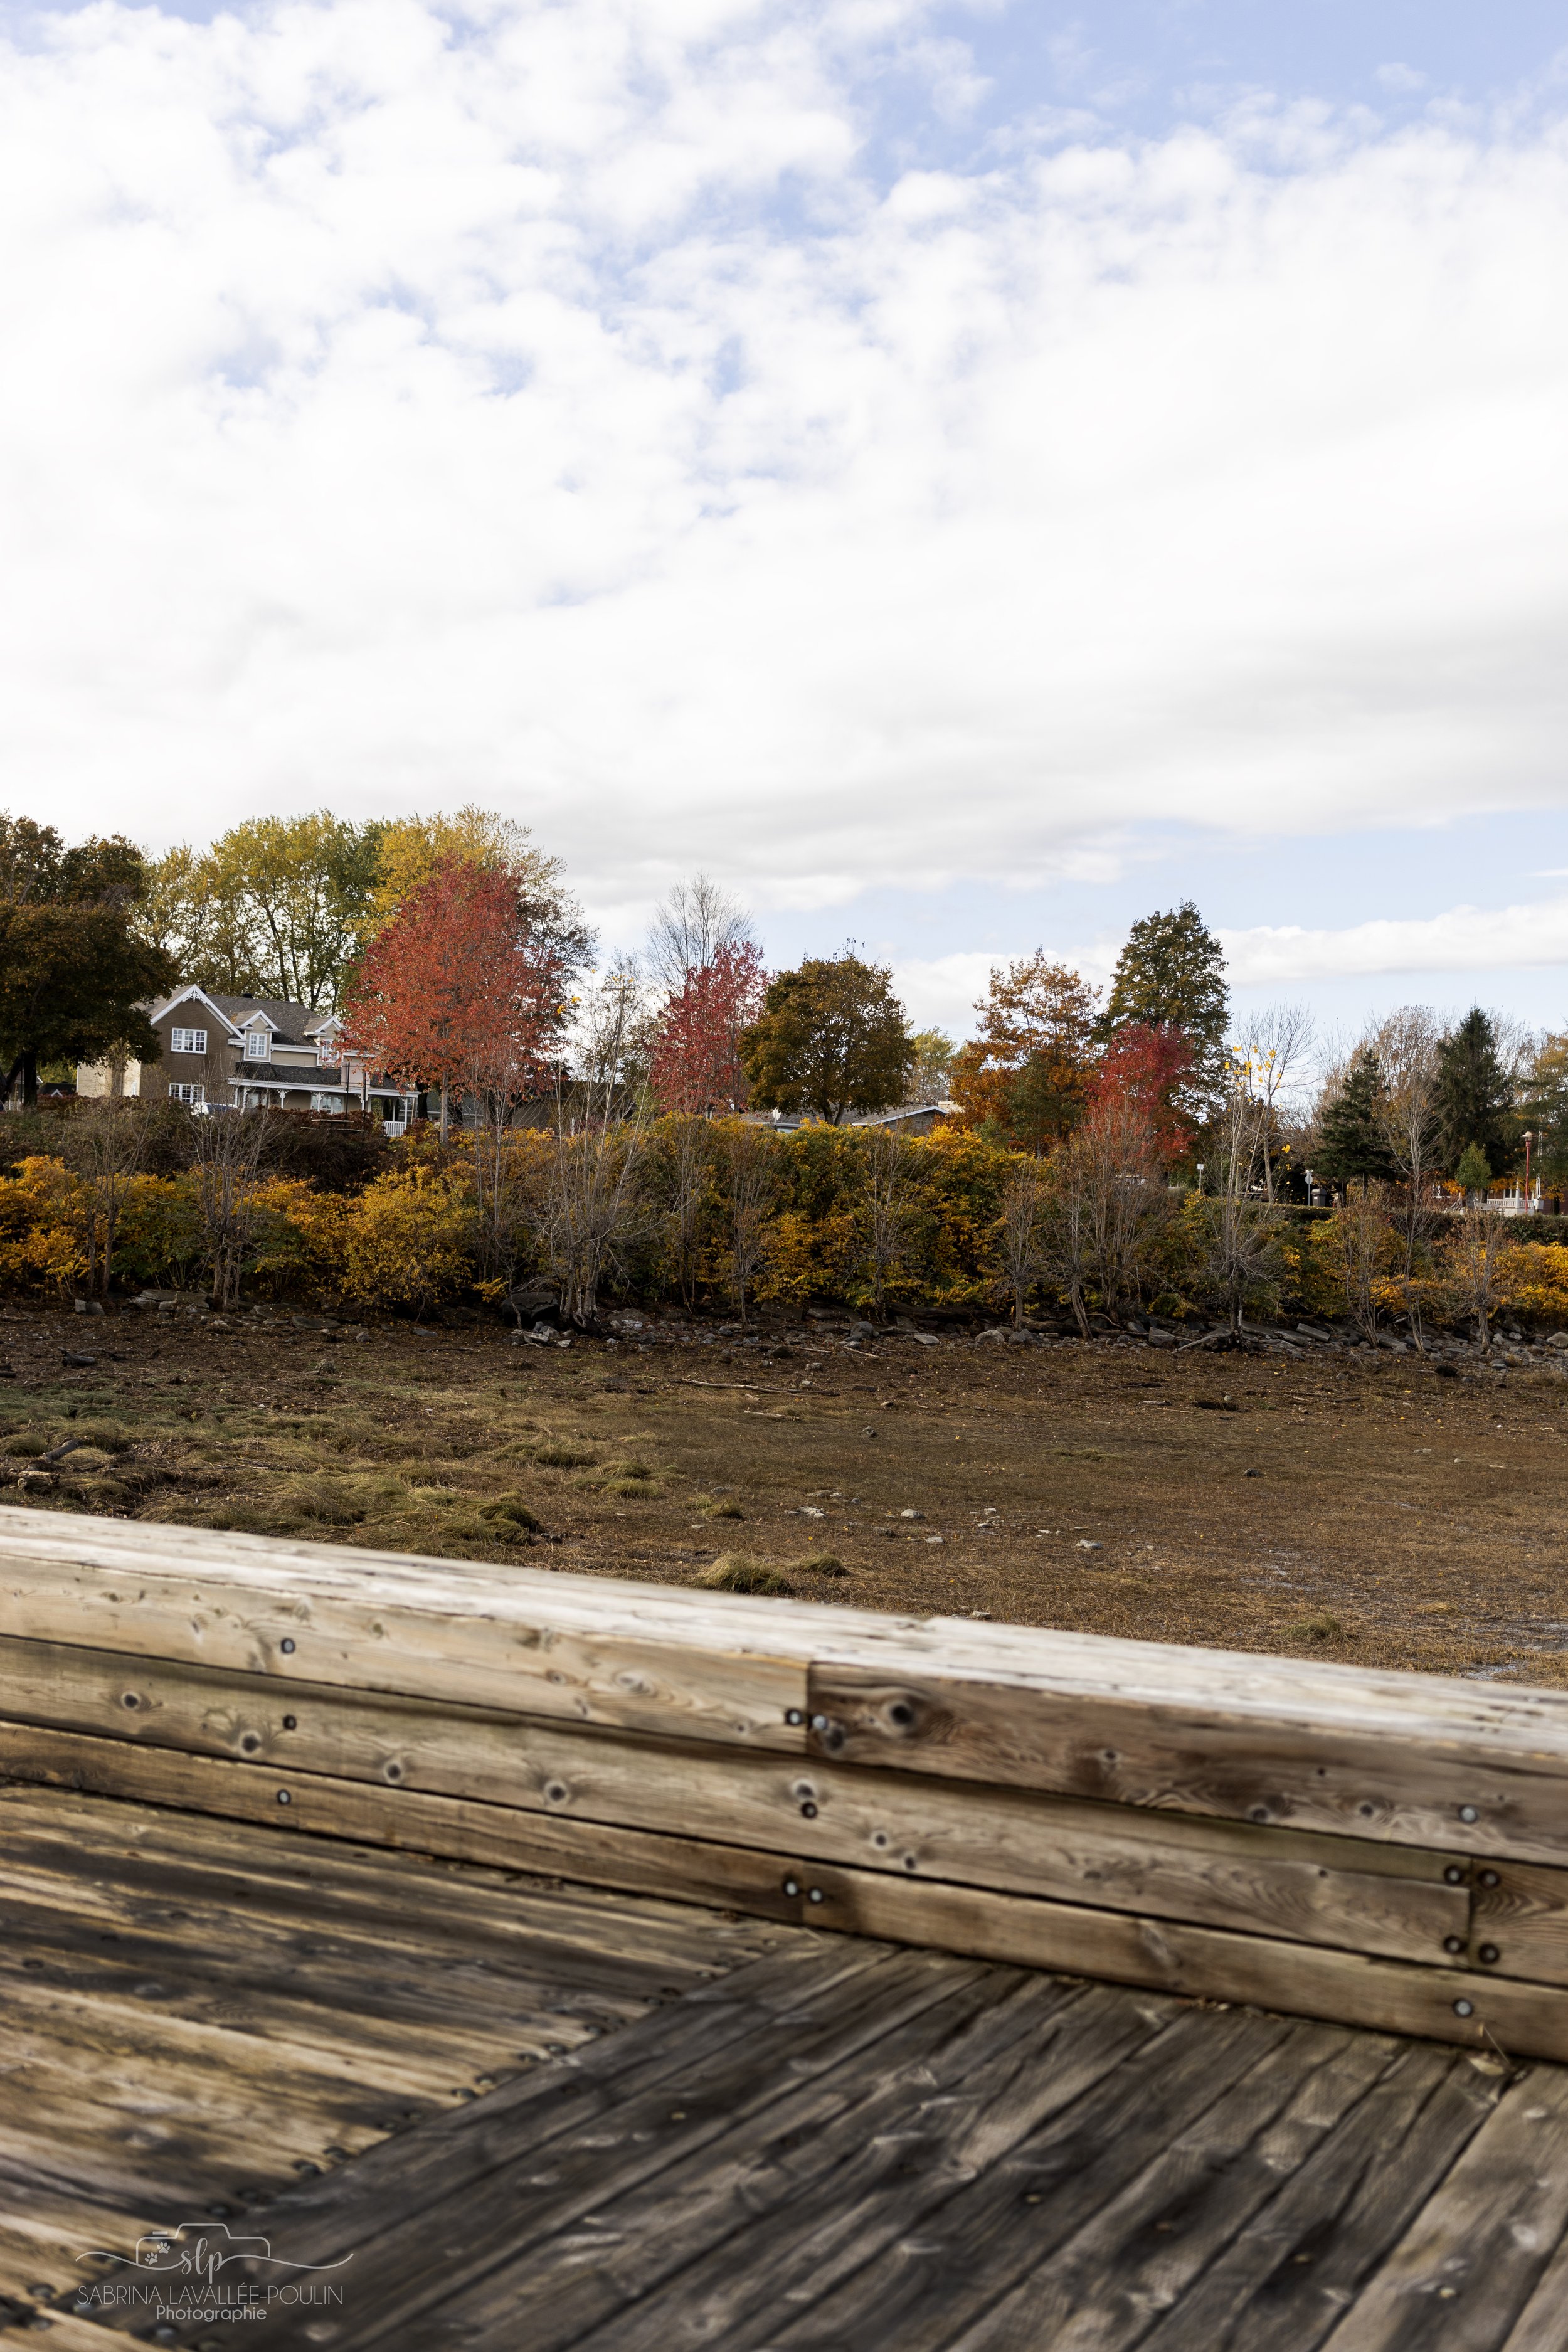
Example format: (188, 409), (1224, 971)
(0, 1), (1566, 926)
(1222, 898), (1568, 985)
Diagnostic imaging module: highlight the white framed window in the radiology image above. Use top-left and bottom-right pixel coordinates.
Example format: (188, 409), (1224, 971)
(243, 1030), (272, 1061)
(169, 1082), (206, 1106)
(169, 1026), (207, 1055)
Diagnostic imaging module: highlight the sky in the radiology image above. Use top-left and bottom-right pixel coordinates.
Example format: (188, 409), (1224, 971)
(3, 0), (1568, 1044)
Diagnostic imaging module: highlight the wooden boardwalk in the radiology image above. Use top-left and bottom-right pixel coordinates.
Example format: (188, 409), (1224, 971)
(6, 1786), (1568, 2351)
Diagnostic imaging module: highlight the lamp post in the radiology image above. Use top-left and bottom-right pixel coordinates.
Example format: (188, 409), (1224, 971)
(1195, 1162), (1205, 1195)
(1524, 1131), (1535, 1212)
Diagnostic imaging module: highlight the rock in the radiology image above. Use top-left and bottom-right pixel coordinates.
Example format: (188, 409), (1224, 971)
(975, 1328), (1008, 1345)
(1005, 1330), (1036, 1346)
(905, 1332), (940, 1348)
(800, 1505), (827, 1520)
(73, 1298), (105, 1316)
(847, 1320), (877, 1341)
(1078, 1539), (1103, 1552)
(900, 1508), (924, 1520)
(1547, 1333), (1568, 1349)
(1244, 1467), (1262, 1477)
(350, 1328), (370, 1343)
(61, 1350), (96, 1368)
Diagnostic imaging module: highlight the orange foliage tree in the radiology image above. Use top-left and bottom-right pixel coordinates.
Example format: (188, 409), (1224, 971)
(338, 858), (567, 1142)
(951, 954), (1100, 1150)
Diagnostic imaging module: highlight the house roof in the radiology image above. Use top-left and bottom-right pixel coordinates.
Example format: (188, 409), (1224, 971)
(152, 987), (339, 1047)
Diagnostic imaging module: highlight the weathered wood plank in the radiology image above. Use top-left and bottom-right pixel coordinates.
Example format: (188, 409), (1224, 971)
(9, 1725), (1568, 2058)
(808, 1665), (1568, 1867)
(9, 1508), (1568, 1801)
(738, 2006), (1291, 2351)
(935, 2024), (1387, 2351)
(0, 1636), (1473, 1966)
(145, 1942), (945, 2348)
(801, 1867), (1568, 2065)
(1135, 2050), (1503, 2352)
(1315, 2068), (1568, 2352)
(1469, 1857), (1568, 1990)
(445, 1977), (1175, 2352)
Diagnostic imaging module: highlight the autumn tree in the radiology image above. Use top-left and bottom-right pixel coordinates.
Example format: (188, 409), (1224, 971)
(1091, 1022), (1194, 1162)
(950, 955), (1099, 1148)
(1041, 1098), (1174, 1334)
(905, 1029), (956, 1103)
(0, 820), (174, 1105)
(142, 813), (383, 1008)
(1434, 1007), (1517, 1179)
(650, 942), (767, 1115)
(1101, 902), (1229, 1106)
(369, 808), (593, 987)
(546, 971), (650, 1327)
(739, 953), (913, 1125)
(339, 858), (568, 1145)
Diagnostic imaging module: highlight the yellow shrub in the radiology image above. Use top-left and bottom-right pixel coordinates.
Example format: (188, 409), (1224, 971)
(328, 1167), (475, 1313)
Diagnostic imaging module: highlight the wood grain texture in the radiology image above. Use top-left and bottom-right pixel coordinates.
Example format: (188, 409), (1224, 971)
(807, 1665), (1568, 1867)
(8, 1506), (1568, 1786)
(0, 1634), (1473, 1967)
(1316, 2067), (1568, 2352)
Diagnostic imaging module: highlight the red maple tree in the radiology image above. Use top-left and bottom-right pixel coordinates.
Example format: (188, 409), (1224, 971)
(650, 942), (768, 1115)
(1092, 1021), (1194, 1160)
(339, 858), (566, 1130)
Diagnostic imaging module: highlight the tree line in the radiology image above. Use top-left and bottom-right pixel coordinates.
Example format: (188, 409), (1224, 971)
(6, 800), (1568, 1210)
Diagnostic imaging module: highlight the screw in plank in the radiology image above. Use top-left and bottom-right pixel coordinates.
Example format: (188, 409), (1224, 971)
(1453, 1999), (1475, 2017)
(277, 1789), (292, 1805)
(282, 1715), (297, 1730)
(800, 1801), (818, 1818)
(785, 1708), (804, 1726)
(280, 1638), (296, 1655)
(1458, 1805), (1479, 1823)
(810, 1714), (829, 1731)
(1479, 1944), (1500, 1965)
(1479, 1869), (1500, 1888)
(782, 1877), (800, 1897)
(808, 1888), (825, 1904)
(1444, 1937), (1464, 1954)
(1444, 1865), (1465, 1885)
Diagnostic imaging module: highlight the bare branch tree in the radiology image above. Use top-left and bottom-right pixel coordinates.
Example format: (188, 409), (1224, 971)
(644, 874), (755, 996)
(547, 967), (648, 1326)
(61, 1094), (151, 1300)
(997, 1159), (1050, 1328)
(190, 1108), (270, 1309)
(718, 1120), (780, 1330)
(1235, 1002), (1315, 1200)
(1196, 1079), (1283, 1333)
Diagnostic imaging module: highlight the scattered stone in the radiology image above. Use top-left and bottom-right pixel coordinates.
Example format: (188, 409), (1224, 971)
(61, 1351), (96, 1368)
(1078, 1539), (1103, 1551)
(975, 1328), (1008, 1346)
(800, 1505), (827, 1520)
(900, 1508), (924, 1520)
(73, 1299), (105, 1316)
(1244, 1467), (1262, 1478)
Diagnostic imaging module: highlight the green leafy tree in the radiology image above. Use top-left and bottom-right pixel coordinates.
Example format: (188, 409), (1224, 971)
(1101, 901), (1229, 1086)
(1522, 1032), (1568, 1188)
(0, 818), (175, 1105)
(1315, 1047), (1397, 1192)
(739, 953), (913, 1125)
(142, 813), (386, 1009)
(1434, 1007), (1516, 1178)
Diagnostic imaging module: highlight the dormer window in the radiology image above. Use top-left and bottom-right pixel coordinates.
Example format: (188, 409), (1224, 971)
(243, 1030), (272, 1061)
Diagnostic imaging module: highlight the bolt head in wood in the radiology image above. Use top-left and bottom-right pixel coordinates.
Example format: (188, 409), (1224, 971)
(785, 1708), (804, 1726)
(1479, 1944), (1500, 1965)
(1453, 1999), (1474, 2017)
(1458, 1805), (1479, 1823)
(277, 1789), (292, 1804)
(280, 1638), (296, 1654)
(1444, 1866), (1465, 1885)
(782, 1877), (800, 1897)
(1443, 1937), (1463, 1954)
(1480, 1869), (1500, 1888)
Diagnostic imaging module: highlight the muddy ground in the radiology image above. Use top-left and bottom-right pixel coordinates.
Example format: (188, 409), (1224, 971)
(3, 1300), (1566, 1684)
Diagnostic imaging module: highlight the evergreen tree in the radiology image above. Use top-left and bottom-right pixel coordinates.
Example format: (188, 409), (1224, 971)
(1315, 1047), (1396, 1190)
(1101, 902), (1228, 1104)
(1453, 1140), (1492, 1199)
(1434, 1007), (1516, 1177)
